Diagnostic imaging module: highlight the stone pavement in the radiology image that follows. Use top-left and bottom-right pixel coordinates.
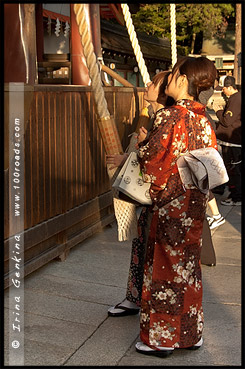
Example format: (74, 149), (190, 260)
(4, 191), (242, 366)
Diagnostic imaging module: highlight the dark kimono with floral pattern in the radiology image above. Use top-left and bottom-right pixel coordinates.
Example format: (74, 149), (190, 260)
(137, 100), (217, 349)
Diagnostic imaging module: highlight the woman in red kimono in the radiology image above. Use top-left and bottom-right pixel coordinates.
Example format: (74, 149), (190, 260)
(135, 56), (218, 357)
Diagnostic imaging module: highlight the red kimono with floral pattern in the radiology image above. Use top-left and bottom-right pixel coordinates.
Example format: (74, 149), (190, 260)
(138, 99), (217, 349)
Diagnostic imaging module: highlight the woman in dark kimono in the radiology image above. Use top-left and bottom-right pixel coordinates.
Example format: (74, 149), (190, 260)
(107, 71), (175, 315)
(135, 56), (218, 357)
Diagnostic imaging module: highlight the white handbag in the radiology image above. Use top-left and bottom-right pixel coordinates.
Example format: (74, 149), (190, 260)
(112, 152), (152, 205)
(177, 147), (229, 194)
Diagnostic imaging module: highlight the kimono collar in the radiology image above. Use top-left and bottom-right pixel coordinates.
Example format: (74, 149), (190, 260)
(151, 107), (165, 120)
(176, 99), (206, 116)
(155, 107), (165, 115)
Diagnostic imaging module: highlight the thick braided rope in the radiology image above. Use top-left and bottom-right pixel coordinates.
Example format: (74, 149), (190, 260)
(121, 4), (151, 86)
(74, 4), (123, 166)
(73, 4), (138, 241)
(74, 4), (110, 118)
(170, 4), (177, 68)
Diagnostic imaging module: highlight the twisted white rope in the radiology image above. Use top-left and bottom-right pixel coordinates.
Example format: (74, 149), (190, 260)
(121, 4), (151, 86)
(74, 4), (138, 242)
(170, 4), (177, 68)
(74, 4), (110, 118)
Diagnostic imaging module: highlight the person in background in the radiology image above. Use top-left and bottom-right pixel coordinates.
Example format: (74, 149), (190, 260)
(207, 191), (225, 229)
(213, 76), (241, 206)
(106, 71), (175, 316)
(135, 56), (217, 357)
(198, 89), (225, 229)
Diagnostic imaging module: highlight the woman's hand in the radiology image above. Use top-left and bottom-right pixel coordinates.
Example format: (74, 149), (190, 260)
(138, 126), (148, 143)
(106, 153), (128, 170)
(135, 126), (148, 148)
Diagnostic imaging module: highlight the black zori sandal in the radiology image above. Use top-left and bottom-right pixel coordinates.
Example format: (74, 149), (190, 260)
(108, 303), (140, 317)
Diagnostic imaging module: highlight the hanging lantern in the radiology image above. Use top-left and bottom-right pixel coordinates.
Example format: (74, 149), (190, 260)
(55, 18), (61, 37)
(47, 16), (51, 36)
(64, 21), (70, 38)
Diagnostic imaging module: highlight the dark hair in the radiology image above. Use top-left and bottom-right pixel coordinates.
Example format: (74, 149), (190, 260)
(171, 56), (218, 100)
(152, 71), (175, 106)
(224, 76), (237, 89)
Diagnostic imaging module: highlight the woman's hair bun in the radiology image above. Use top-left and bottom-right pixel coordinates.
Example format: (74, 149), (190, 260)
(172, 56), (218, 99)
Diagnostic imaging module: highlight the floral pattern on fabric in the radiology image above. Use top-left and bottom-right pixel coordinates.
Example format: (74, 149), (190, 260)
(138, 100), (217, 349)
(126, 207), (152, 306)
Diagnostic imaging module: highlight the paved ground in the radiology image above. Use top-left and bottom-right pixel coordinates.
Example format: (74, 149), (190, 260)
(4, 191), (242, 366)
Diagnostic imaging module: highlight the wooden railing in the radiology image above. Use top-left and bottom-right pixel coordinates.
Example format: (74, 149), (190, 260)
(4, 84), (145, 287)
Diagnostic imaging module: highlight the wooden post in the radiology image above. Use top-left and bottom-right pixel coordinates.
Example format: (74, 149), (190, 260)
(233, 4), (241, 85)
(4, 4), (37, 84)
(70, 4), (90, 85)
(35, 4), (44, 62)
(89, 4), (102, 59)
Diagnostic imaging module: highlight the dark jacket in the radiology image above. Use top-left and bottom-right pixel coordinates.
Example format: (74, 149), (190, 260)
(215, 91), (241, 144)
